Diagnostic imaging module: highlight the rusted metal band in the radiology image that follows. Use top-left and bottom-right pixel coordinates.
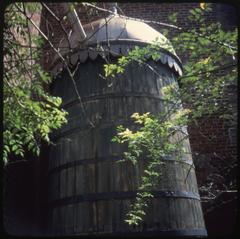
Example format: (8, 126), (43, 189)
(62, 92), (175, 109)
(50, 120), (133, 139)
(103, 228), (207, 237)
(48, 190), (200, 207)
(48, 155), (194, 175)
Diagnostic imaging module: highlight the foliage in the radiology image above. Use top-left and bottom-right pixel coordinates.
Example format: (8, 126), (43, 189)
(104, 39), (175, 78)
(112, 109), (191, 225)
(108, 3), (237, 225)
(106, 5), (237, 120)
(169, 5), (237, 121)
(3, 3), (68, 164)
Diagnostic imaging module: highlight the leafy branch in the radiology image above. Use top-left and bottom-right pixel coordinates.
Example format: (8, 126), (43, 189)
(108, 3), (237, 225)
(112, 109), (191, 225)
(3, 3), (68, 164)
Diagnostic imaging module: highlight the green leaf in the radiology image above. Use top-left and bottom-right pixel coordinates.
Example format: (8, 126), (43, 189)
(12, 145), (18, 152)
(168, 13), (178, 23)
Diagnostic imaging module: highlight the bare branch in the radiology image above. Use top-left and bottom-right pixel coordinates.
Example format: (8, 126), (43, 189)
(81, 2), (181, 30)
(14, 3), (95, 128)
(22, 3), (33, 82)
(81, 2), (237, 50)
(41, 3), (72, 50)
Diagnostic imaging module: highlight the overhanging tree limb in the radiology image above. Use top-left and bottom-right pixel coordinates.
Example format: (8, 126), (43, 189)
(81, 2), (237, 51)
(14, 3), (95, 128)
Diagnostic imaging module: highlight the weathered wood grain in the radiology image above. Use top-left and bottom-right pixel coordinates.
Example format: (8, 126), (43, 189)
(48, 56), (206, 236)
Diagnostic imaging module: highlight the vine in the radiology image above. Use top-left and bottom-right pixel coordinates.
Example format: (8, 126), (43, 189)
(107, 3), (237, 225)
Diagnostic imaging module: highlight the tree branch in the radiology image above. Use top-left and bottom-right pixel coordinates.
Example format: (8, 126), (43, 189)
(81, 2), (237, 50)
(14, 3), (95, 128)
(41, 3), (72, 50)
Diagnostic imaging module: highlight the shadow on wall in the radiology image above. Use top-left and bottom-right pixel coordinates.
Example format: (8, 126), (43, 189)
(3, 160), (37, 236)
(203, 191), (238, 237)
(3, 143), (49, 237)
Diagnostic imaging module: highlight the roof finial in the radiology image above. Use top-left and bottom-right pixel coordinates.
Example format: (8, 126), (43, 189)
(112, 2), (118, 15)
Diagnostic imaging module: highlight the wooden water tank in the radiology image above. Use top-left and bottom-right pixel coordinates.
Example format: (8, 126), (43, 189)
(47, 15), (207, 237)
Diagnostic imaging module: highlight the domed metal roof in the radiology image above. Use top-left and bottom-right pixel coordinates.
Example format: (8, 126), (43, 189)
(84, 15), (176, 54)
(51, 14), (182, 76)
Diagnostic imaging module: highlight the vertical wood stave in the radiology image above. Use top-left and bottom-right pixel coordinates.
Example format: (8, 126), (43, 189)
(48, 57), (206, 236)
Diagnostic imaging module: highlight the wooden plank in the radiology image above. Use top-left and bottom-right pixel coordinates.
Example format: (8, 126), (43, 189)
(186, 199), (193, 229)
(60, 169), (66, 199)
(49, 173), (58, 202)
(191, 199), (198, 229)
(83, 202), (91, 233)
(161, 198), (170, 229)
(170, 198), (178, 230)
(73, 203), (77, 234)
(75, 165), (84, 195)
(76, 203), (83, 233)
(67, 167), (74, 197)
(85, 164), (95, 194)
(59, 206), (65, 235)
(103, 201), (113, 233)
(65, 204), (74, 235)
(174, 198), (182, 229)
(97, 200), (104, 232)
(64, 137), (71, 164)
